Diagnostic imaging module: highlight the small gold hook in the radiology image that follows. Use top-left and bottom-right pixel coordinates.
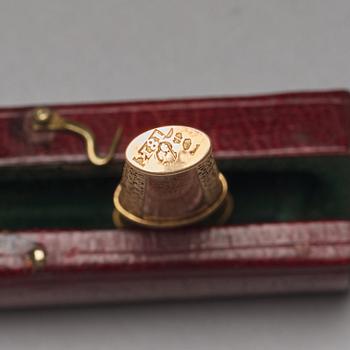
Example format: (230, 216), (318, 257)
(32, 107), (122, 166)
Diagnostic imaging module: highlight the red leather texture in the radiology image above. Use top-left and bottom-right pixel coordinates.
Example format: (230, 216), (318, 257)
(0, 90), (350, 166)
(1, 221), (350, 307)
(1, 90), (350, 307)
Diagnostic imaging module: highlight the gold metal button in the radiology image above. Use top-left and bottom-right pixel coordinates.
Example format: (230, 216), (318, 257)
(113, 125), (231, 228)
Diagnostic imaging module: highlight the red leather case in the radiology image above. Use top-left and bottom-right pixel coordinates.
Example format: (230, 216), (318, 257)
(0, 90), (350, 308)
(2, 90), (350, 166)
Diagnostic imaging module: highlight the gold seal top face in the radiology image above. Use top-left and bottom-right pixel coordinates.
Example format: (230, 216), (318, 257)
(126, 125), (211, 174)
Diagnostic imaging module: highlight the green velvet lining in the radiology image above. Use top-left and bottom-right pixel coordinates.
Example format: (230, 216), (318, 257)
(1, 156), (349, 230)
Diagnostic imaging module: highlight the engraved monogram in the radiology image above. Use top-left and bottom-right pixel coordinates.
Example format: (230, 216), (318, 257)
(133, 127), (200, 167)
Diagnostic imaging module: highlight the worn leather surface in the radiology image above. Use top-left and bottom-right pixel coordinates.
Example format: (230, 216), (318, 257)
(0, 221), (349, 307)
(1, 90), (350, 306)
(1, 90), (350, 166)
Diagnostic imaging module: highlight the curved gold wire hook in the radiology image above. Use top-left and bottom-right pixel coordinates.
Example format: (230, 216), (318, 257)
(32, 107), (122, 166)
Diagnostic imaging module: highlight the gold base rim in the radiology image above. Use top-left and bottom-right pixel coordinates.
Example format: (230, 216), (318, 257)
(113, 173), (229, 228)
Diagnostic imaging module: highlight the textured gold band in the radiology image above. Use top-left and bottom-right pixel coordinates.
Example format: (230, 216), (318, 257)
(114, 173), (229, 228)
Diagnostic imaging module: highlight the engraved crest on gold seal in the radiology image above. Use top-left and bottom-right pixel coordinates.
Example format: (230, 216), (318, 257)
(114, 125), (231, 228)
(126, 126), (210, 174)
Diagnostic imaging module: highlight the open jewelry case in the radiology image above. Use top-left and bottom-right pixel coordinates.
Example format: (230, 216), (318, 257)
(0, 90), (350, 307)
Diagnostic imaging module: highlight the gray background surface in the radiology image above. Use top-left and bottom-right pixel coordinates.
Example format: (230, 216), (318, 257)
(0, 1), (350, 349)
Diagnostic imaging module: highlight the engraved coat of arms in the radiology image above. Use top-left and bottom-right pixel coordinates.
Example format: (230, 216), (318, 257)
(133, 127), (200, 167)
